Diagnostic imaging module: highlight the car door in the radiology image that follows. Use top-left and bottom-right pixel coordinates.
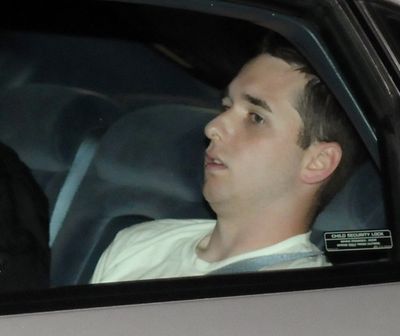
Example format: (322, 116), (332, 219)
(0, 0), (399, 335)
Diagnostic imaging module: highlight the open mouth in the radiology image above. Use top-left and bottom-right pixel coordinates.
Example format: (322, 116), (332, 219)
(205, 153), (227, 170)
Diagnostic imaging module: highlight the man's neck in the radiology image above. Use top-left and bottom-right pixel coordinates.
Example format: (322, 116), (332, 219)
(196, 198), (312, 263)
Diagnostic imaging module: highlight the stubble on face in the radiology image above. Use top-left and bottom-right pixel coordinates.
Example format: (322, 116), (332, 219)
(203, 54), (310, 216)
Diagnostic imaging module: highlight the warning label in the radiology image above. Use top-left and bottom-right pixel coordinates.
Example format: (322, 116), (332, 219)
(324, 230), (393, 252)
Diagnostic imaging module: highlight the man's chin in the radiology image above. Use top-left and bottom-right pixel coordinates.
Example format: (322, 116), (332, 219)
(203, 186), (228, 207)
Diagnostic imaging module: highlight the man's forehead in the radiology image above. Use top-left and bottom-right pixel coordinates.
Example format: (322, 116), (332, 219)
(241, 54), (307, 84)
(227, 54), (308, 103)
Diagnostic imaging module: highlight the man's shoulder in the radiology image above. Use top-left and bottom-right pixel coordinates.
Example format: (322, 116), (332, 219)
(114, 218), (216, 245)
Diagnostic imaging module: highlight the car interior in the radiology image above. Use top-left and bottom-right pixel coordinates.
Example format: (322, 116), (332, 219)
(0, 2), (388, 290)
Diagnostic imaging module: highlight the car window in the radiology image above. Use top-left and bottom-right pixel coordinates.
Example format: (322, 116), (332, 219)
(0, 0), (396, 315)
(356, 0), (400, 84)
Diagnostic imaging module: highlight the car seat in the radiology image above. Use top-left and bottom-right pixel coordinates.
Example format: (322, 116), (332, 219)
(312, 161), (386, 247)
(51, 104), (216, 286)
(0, 83), (126, 244)
(50, 103), (386, 286)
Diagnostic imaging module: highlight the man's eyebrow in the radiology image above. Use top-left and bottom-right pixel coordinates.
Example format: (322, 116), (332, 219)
(243, 94), (272, 113)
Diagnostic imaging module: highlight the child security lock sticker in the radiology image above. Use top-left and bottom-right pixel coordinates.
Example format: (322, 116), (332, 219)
(324, 230), (393, 252)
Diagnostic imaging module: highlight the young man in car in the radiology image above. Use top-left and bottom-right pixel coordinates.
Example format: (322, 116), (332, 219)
(91, 34), (363, 283)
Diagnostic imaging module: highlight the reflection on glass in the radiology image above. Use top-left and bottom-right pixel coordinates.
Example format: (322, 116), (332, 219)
(0, 4), (388, 294)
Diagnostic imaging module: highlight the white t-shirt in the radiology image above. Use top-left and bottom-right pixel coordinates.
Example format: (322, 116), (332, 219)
(91, 219), (330, 283)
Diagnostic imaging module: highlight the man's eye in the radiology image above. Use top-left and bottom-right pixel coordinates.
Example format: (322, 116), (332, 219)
(249, 112), (265, 124)
(220, 104), (230, 113)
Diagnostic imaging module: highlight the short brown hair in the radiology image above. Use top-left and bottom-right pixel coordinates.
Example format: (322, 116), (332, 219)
(261, 33), (365, 212)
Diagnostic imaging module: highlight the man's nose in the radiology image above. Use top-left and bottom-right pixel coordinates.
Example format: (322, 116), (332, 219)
(204, 111), (234, 141)
(204, 117), (221, 141)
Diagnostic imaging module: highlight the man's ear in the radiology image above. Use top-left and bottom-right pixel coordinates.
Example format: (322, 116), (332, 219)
(301, 142), (342, 184)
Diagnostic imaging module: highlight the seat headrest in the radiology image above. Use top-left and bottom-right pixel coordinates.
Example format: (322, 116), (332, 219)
(312, 162), (385, 245)
(95, 104), (217, 202)
(0, 84), (123, 171)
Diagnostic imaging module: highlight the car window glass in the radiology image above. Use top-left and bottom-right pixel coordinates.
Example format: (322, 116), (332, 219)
(0, 1), (394, 314)
(358, 1), (400, 81)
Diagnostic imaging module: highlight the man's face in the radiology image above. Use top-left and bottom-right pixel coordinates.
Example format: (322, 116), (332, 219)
(203, 54), (311, 212)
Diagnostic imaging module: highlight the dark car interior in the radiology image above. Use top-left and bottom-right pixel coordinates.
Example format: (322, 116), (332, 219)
(0, 2), (388, 289)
